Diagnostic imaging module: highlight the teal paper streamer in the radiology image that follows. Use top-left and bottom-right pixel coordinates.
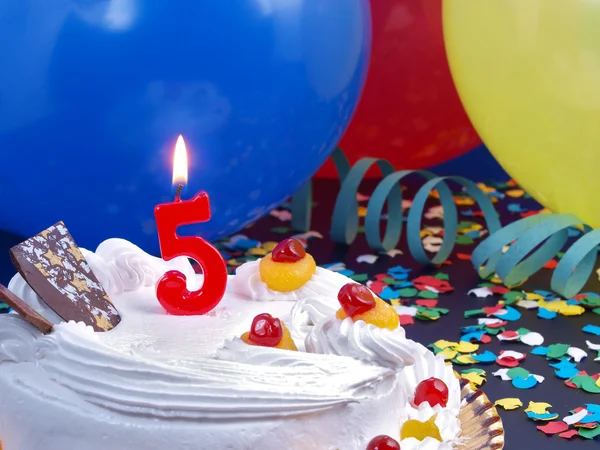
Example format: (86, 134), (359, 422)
(291, 147), (600, 298)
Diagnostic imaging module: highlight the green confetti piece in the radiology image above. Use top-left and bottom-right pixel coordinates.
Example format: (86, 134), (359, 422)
(429, 307), (449, 315)
(416, 309), (440, 320)
(507, 367), (530, 379)
(349, 274), (369, 282)
(461, 368), (486, 375)
(581, 297), (600, 307)
(464, 309), (485, 318)
(580, 376), (600, 394)
(516, 327), (532, 336)
(270, 227), (290, 234)
(503, 291), (525, 304)
(382, 278), (407, 286)
(461, 324), (485, 332)
(579, 427), (600, 439)
(399, 288), (418, 298)
(486, 327), (505, 336)
(546, 343), (570, 359)
(455, 234), (474, 245)
(457, 220), (479, 230)
(434, 272), (449, 280)
(357, 225), (365, 233)
(591, 307), (600, 315)
(417, 290), (439, 299)
(428, 344), (443, 354)
(478, 283), (496, 288)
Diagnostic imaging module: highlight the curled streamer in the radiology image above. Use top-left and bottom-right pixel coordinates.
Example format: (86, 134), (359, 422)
(292, 148), (501, 265)
(292, 148), (600, 298)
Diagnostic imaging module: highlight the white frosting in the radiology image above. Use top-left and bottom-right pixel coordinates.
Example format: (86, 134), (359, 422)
(305, 317), (419, 370)
(230, 259), (350, 301)
(0, 245), (462, 450)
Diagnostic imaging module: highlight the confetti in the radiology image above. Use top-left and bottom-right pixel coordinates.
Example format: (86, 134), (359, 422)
(525, 402), (553, 415)
(494, 398), (523, 410)
(356, 254), (379, 264)
(567, 347), (587, 362)
(536, 421), (569, 435)
(558, 429), (580, 439)
(563, 408), (588, 425)
(513, 375), (538, 389)
(520, 332), (544, 346)
(468, 287), (493, 298)
(583, 324), (600, 336)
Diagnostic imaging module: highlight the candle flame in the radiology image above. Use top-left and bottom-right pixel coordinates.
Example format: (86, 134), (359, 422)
(172, 135), (188, 187)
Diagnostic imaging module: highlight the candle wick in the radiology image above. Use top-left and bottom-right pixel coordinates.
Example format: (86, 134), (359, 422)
(175, 184), (184, 201)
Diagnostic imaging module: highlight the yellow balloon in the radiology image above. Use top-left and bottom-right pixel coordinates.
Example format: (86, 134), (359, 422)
(443, 0), (600, 227)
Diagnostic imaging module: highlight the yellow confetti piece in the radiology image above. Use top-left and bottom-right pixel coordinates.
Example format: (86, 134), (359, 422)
(597, 377), (600, 388)
(433, 340), (458, 350)
(495, 398), (523, 411)
(401, 416), (442, 442)
(439, 348), (459, 360)
(390, 299), (401, 306)
(456, 341), (479, 353)
(227, 259), (243, 266)
(476, 183), (496, 194)
(420, 229), (435, 238)
(454, 196), (475, 206)
(262, 241), (278, 251)
(525, 292), (545, 302)
(505, 189), (525, 198)
(358, 206), (367, 218)
(247, 247), (269, 256)
(455, 354), (479, 365)
(525, 401), (553, 414)
(538, 299), (567, 312)
(461, 372), (486, 388)
(490, 275), (503, 284)
(560, 305), (585, 316)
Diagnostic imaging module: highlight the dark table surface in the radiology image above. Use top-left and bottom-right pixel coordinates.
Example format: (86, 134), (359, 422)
(1, 178), (599, 449)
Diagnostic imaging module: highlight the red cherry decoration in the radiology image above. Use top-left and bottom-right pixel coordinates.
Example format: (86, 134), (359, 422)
(248, 313), (283, 347)
(366, 435), (401, 450)
(271, 238), (306, 263)
(338, 283), (376, 317)
(414, 377), (449, 408)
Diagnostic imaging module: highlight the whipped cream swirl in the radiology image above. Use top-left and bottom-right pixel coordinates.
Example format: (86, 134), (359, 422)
(305, 317), (419, 369)
(230, 260), (351, 301)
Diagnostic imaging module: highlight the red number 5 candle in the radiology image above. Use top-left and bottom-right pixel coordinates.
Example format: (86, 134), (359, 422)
(154, 135), (227, 315)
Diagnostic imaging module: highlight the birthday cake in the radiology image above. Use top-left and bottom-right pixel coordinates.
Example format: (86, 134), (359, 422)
(0, 227), (462, 450)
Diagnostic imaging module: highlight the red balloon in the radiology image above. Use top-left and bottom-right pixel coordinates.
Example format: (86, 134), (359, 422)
(317, 0), (480, 177)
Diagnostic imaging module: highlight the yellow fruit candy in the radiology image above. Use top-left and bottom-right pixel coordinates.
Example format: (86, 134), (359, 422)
(335, 297), (399, 330)
(401, 416), (442, 442)
(241, 326), (298, 351)
(259, 253), (316, 292)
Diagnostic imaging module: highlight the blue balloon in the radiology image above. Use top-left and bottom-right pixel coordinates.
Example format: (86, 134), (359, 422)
(0, 1), (371, 252)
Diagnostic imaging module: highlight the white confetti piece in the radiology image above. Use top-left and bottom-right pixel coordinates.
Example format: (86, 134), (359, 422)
(381, 248), (403, 257)
(516, 300), (539, 309)
(422, 235), (443, 253)
(532, 374), (545, 383)
(499, 350), (526, 360)
(468, 287), (493, 298)
(520, 332), (544, 346)
(324, 262), (346, 272)
(567, 347), (587, 362)
(393, 305), (418, 317)
(478, 318), (504, 325)
(586, 340), (600, 350)
(269, 209), (292, 221)
(425, 205), (444, 219)
(356, 254), (379, 264)
(493, 368), (511, 381)
(497, 333), (521, 342)
(291, 231), (324, 240)
(563, 408), (588, 425)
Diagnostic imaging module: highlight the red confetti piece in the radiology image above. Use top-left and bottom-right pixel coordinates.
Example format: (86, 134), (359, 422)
(575, 422), (598, 429)
(374, 273), (389, 281)
(415, 299), (438, 308)
(498, 330), (520, 340)
(537, 421), (569, 435)
(484, 305), (504, 316)
(369, 281), (386, 295)
(412, 276), (453, 293)
(487, 320), (508, 329)
(480, 334), (492, 344)
(543, 259), (558, 269)
(490, 286), (510, 295)
(496, 356), (520, 367)
(558, 429), (579, 439)
(456, 253), (471, 260)
(399, 315), (414, 326)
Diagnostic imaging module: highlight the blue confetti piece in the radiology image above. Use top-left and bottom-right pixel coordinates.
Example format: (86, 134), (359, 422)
(584, 404), (600, 414)
(582, 324), (600, 336)
(461, 325), (483, 333)
(507, 203), (526, 213)
(462, 209), (475, 217)
(583, 292), (600, 299)
(472, 351), (497, 363)
(567, 227), (582, 237)
(531, 346), (549, 356)
(461, 331), (485, 342)
(488, 191), (505, 199)
(533, 290), (553, 299)
(495, 306), (521, 321)
(513, 375), (538, 389)
(379, 286), (401, 300)
(526, 412), (559, 420)
(566, 299), (580, 305)
(235, 238), (261, 250)
(388, 265), (412, 275)
(397, 281), (413, 288)
(464, 230), (481, 239)
(578, 413), (600, 424)
(391, 273), (410, 281)
(322, 262), (343, 269)
(337, 269), (355, 277)
(549, 359), (580, 379)
(537, 308), (557, 320)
